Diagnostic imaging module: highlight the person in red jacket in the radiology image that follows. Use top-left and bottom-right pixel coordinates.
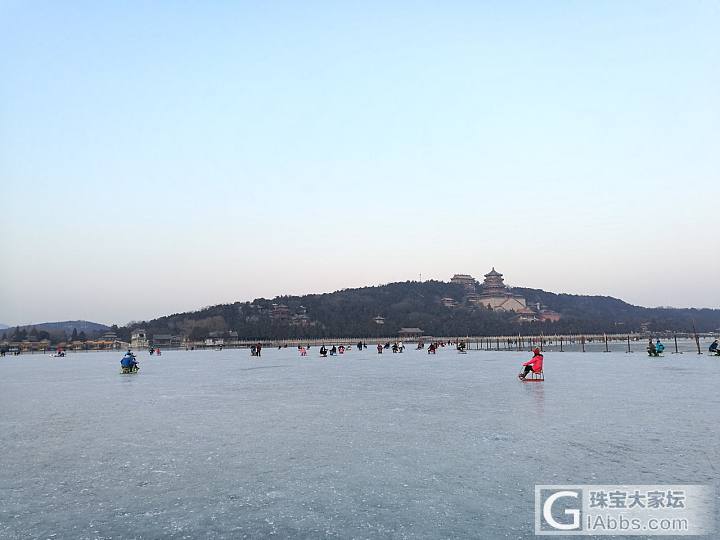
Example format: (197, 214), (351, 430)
(519, 348), (544, 380)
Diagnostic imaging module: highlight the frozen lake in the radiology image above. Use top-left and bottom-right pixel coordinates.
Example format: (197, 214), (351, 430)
(1, 347), (718, 539)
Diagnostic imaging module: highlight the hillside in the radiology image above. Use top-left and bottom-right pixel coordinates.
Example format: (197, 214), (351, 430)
(124, 280), (720, 340)
(1, 320), (109, 339)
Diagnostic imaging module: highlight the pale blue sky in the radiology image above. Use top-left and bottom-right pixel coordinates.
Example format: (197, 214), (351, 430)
(1, 1), (718, 325)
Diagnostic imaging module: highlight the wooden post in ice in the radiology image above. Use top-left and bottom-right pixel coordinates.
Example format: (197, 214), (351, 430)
(692, 322), (702, 354)
(673, 333), (680, 354)
(559, 336), (564, 352)
(581, 335), (586, 352)
(626, 335), (631, 353)
(604, 333), (609, 352)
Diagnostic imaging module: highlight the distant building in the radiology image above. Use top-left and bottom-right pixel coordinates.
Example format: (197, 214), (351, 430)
(373, 316), (385, 325)
(290, 314), (313, 327)
(130, 329), (149, 349)
(441, 297), (458, 308)
(451, 274), (477, 292)
(95, 331), (124, 350)
(538, 309), (561, 322)
(474, 268), (529, 312)
(208, 330), (239, 343)
(398, 327), (424, 339)
(151, 334), (182, 348)
(514, 312), (538, 323)
(270, 304), (290, 321)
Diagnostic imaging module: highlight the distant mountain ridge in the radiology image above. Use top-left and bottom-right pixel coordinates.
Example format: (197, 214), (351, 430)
(0, 323), (9, 330)
(5, 282), (718, 344)
(3, 320), (109, 335)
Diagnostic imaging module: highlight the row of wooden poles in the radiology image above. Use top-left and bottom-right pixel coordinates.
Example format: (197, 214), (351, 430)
(454, 334), (704, 354)
(232, 333), (707, 354)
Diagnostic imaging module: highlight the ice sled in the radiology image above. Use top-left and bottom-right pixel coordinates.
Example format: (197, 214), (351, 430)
(520, 370), (544, 382)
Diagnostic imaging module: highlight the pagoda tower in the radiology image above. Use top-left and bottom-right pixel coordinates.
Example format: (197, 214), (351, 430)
(480, 268), (507, 296)
(471, 267), (531, 313)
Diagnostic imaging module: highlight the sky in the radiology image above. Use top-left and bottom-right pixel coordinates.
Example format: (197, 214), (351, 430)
(1, 1), (718, 326)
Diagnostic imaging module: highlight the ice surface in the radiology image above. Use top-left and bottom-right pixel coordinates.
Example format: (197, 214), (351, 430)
(1, 347), (718, 539)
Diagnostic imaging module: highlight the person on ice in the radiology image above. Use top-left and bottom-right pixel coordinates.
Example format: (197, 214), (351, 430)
(319, 345), (328, 357)
(647, 339), (657, 356)
(654, 339), (665, 355)
(121, 350), (138, 373)
(518, 348), (543, 380)
(709, 339), (719, 355)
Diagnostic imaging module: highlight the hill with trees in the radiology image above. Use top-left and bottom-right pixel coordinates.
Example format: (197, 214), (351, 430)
(123, 280), (720, 340)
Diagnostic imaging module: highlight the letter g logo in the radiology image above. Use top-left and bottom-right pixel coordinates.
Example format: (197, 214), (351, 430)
(543, 490), (581, 530)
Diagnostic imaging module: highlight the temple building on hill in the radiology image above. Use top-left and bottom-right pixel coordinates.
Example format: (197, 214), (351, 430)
(447, 267), (561, 321)
(440, 297), (458, 308)
(537, 308), (561, 322)
(270, 303), (290, 321)
(450, 274), (477, 292)
(474, 268), (531, 313)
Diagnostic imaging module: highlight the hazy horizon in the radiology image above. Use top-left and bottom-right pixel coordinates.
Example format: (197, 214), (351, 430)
(1, 2), (718, 326)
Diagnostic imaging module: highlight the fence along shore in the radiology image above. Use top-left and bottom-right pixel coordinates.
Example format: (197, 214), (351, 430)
(6, 332), (713, 354)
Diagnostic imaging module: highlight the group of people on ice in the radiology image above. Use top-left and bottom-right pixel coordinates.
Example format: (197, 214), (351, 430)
(114, 334), (718, 379)
(373, 342), (404, 354)
(647, 338), (665, 356)
(319, 345), (343, 357)
(316, 343), (373, 356)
